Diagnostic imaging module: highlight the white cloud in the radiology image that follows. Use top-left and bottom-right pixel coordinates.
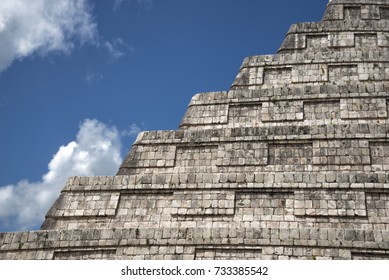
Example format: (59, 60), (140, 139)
(0, 119), (123, 231)
(122, 123), (142, 137)
(104, 41), (124, 60)
(104, 37), (134, 61)
(0, 0), (97, 73)
(85, 72), (104, 85)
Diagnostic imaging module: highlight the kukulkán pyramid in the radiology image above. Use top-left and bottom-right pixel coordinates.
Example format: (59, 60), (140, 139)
(1, 0), (389, 260)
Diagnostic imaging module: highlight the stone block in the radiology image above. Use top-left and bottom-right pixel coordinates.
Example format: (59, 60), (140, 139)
(217, 142), (268, 166)
(261, 101), (304, 122)
(313, 140), (371, 166)
(292, 190), (367, 217)
(120, 145), (176, 168)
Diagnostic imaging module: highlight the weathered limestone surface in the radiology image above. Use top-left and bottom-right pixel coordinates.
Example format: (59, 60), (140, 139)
(2, 0), (389, 260)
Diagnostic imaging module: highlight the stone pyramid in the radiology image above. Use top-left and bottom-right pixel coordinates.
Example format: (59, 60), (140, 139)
(1, 0), (389, 260)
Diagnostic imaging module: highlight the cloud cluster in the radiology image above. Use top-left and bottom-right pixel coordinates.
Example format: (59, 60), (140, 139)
(85, 72), (104, 85)
(104, 37), (135, 61)
(122, 123), (143, 139)
(0, 0), (97, 72)
(0, 119), (123, 231)
(0, 0), (148, 232)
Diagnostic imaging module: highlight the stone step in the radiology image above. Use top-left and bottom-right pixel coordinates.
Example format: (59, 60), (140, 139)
(1, 227), (389, 260)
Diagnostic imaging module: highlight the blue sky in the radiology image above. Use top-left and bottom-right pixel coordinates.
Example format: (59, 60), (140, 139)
(0, 0), (327, 232)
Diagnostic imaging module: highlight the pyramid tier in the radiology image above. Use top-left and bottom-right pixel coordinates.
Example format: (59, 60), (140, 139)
(180, 86), (389, 130)
(38, 172), (389, 231)
(323, 0), (389, 22)
(2, 226), (389, 260)
(233, 50), (389, 89)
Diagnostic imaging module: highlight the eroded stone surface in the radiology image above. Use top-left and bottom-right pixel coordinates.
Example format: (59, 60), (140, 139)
(2, 0), (389, 260)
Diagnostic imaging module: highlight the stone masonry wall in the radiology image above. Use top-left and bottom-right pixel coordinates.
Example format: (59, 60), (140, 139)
(1, 0), (389, 260)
